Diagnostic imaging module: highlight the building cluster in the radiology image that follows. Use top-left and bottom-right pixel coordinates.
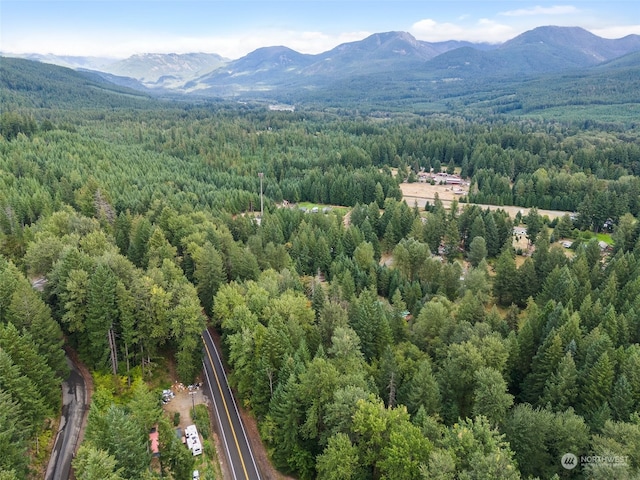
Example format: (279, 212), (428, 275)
(417, 171), (466, 186)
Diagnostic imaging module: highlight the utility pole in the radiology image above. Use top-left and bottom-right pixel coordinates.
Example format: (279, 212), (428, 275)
(190, 390), (197, 420)
(258, 172), (264, 219)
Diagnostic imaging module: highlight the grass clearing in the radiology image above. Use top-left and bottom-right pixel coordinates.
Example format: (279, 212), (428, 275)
(596, 233), (613, 245)
(297, 201), (349, 216)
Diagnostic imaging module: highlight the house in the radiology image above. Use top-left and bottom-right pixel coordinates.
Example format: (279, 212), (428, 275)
(444, 176), (463, 185)
(432, 172), (464, 185)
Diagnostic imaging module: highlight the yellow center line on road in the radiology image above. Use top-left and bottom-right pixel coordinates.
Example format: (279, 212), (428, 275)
(202, 334), (250, 480)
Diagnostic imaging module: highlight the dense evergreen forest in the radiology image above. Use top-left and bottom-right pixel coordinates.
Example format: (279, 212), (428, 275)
(1, 90), (640, 479)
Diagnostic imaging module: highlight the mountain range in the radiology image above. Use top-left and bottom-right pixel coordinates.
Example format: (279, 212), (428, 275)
(2, 26), (640, 114)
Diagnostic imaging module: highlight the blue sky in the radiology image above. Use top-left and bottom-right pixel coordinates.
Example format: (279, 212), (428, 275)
(2, 1), (639, 59)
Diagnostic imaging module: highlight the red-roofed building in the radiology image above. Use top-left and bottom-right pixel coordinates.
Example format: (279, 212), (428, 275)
(149, 429), (160, 457)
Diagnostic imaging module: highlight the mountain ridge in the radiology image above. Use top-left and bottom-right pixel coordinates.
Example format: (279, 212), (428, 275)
(6, 26), (640, 94)
(0, 56), (152, 109)
(187, 27), (640, 96)
(3, 26), (640, 113)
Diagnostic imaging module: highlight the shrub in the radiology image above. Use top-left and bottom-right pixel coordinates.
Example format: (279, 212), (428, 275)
(192, 404), (210, 439)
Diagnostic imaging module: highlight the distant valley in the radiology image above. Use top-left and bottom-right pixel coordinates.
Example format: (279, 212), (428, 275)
(3, 26), (640, 116)
(4, 21), (640, 480)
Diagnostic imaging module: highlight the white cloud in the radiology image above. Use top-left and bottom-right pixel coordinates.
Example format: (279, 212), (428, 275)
(590, 25), (640, 38)
(500, 5), (579, 17)
(410, 18), (515, 43)
(174, 30), (370, 59)
(1, 29), (370, 59)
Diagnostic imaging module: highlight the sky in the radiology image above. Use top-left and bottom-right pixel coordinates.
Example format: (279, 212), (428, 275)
(2, 1), (640, 60)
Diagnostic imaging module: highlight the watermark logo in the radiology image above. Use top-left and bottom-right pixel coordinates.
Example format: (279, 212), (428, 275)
(561, 453), (629, 470)
(561, 453), (578, 470)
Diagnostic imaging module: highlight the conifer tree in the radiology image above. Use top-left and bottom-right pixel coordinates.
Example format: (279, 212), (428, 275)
(0, 349), (48, 435)
(467, 236), (487, 267)
(580, 351), (615, 419)
(0, 322), (61, 412)
(316, 433), (361, 480)
(0, 388), (28, 476)
(541, 351), (578, 411)
(85, 404), (150, 479)
(514, 257), (538, 307)
(469, 216), (487, 247)
(350, 288), (391, 362)
(86, 264), (118, 370)
(72, 445), (125, 480)
(538, 266), (576, 307)
(473, 367), (513, 426)
(610, 374), (634, 422)
(115, 281), (137, 383)
(406, 358), (441, 416)
(484, 213), (501, 258)
(493, 247), (517, 306)
(524, 207), (542, 245)
(521, 333), (564, 405)
(7, 282), (68, 376)
(127, 217), (152, 268)
(443, 219), (460, 262)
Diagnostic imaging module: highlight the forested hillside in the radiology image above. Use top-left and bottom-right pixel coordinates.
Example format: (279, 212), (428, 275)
(1, 61), (640, 478)
(0, 57), (153, 110)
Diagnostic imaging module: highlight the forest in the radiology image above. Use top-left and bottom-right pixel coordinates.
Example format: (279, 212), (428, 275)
(1, 87), (640, 479)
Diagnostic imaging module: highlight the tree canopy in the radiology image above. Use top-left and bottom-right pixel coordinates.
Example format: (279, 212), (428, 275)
(2, 97), (640, 478)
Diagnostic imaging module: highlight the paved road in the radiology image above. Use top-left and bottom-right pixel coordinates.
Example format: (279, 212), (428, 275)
(202, 329), (261, 480)
(45, 356), (86, 480)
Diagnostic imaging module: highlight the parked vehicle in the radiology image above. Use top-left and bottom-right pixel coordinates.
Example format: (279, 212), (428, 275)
(185, 424), (202, 456)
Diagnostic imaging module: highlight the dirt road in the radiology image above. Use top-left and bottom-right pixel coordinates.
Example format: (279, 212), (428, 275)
(400, 182), (570, 221)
